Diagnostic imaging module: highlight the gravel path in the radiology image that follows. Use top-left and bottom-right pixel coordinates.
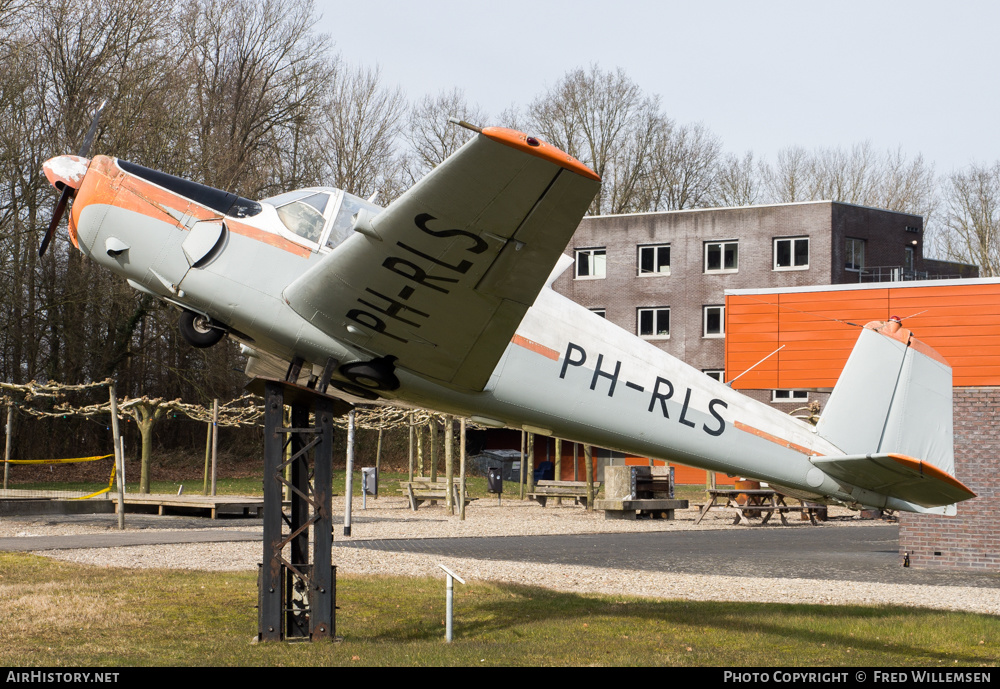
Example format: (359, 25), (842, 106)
(4, 496), (998, 615)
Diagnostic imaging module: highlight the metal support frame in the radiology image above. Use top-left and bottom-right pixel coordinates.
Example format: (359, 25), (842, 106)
(258, 379), (344, 642)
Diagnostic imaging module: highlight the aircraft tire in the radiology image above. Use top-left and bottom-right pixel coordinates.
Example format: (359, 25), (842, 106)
(331, 381), (381, 401)
(179, 311), (225, 348)
(340, 358), (400, 391)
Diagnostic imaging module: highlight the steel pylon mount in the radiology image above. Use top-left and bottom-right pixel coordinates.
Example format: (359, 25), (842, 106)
(254, 377), (350, 642)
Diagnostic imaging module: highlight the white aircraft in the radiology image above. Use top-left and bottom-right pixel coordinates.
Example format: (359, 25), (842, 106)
(41, 115), (974, 515)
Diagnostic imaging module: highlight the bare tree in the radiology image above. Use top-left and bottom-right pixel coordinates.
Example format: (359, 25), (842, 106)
(712, 150), (763, 207)
(938, 161), (1000, 276)
(401, 88), (486, 184)
(527, 64), (663, 215)
(182, 0), (333, 195)
(319, 61), (406, 200)
(760, 142), (937, 222)
(641, 121), (722, 211)
(762, 145), (811, 203)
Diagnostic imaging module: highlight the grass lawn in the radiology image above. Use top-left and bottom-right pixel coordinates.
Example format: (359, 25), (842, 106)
(0, 553), (996, 667)
(9, 472), (714, 504)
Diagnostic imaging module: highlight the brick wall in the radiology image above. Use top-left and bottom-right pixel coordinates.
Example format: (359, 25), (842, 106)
(552, 201), (922, 379)
(898, 387), (1000, 570)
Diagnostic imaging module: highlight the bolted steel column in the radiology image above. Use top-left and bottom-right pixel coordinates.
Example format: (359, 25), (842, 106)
(257, 379), (345, 642)
(259, 381), (285, 642)
(310, 396), (335, 640)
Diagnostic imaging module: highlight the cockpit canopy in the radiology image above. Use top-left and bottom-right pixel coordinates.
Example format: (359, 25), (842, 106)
(261, 187), (382, 251)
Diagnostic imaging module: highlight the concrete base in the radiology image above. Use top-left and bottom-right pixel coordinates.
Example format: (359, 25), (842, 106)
(593, 498), (688, 520)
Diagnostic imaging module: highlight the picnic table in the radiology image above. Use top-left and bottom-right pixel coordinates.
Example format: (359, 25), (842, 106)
(527, 480), (601, 508)
(694, 488), (825, 526)
(398, 478), (475, 512)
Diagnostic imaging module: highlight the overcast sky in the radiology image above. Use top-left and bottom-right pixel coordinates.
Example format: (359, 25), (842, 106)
(315, 0), (999, 174)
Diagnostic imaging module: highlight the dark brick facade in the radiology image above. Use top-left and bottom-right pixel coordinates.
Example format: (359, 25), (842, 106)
(552, 200), (955, 380)
(898, 387), (1000, 570)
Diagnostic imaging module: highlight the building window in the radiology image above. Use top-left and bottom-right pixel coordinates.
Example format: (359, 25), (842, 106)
(772, 389), (809, 403)
(703, 305), (724, 337)
(846, 238), (865, 272)
(774, 237), (809, 270)
(590, 308), (606, 318)
(638, 307), (670, 338)
(638, 244), (670, 276)
(575, 248), (606, 279)
(904, 247), (914, 273)
(703, 369), (725, 383)
(705, 241), (738, 273)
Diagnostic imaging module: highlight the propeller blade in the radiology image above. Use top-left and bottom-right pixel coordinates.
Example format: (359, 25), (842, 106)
(39, 100), (105, 258)
(39, 186), (71, 258)
(78, 100), (106, 157)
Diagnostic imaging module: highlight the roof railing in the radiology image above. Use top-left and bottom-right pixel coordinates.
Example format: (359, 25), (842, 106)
(858, 266), (964, 282)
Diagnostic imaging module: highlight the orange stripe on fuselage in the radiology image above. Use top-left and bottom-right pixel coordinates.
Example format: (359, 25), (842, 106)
(71, 156), (311, 259)
(511, 334), (561, 361)
(734, 420), (814, 456)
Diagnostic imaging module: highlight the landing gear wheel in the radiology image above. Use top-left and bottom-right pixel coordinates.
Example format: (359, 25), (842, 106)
(179, 311), (225, 348)
(340, 357), (400, 391)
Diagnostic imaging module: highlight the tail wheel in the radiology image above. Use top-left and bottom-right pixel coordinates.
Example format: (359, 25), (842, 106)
(179, 311), (225, 348)
(339, 357), (399, 391)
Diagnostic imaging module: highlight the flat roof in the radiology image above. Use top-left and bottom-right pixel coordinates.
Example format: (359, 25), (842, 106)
(726, 276), (1000, 297)
(585, 199), (923, 220)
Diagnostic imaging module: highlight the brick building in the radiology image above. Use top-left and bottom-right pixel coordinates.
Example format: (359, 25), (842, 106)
(552, 200), (974, 392)
(546, 200), (977, 487)
(725, 280), (1000, 571)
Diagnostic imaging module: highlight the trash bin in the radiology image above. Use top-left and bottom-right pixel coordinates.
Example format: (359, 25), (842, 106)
(487, 466), (503, 494)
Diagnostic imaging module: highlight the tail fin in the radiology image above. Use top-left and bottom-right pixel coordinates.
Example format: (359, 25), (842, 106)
(813, 320), (974, 510)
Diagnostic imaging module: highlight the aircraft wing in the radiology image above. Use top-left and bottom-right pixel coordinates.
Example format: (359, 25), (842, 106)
(283, 128), (600, 390)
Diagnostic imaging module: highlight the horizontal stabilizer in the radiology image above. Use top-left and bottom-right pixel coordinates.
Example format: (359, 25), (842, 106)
(811, 453), (975, 508)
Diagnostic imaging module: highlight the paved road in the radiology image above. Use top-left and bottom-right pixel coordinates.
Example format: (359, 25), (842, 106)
(0, 513), (262, 552)
(3, 513), (998, 589)
(335, 526), (1000, 588)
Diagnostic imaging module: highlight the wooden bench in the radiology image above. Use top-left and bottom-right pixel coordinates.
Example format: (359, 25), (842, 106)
(527, 480), (602, 508)
(398, 479), (475, 511)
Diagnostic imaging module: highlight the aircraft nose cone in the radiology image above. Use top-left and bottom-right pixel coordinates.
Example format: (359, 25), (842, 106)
(43, 155), (90, 191)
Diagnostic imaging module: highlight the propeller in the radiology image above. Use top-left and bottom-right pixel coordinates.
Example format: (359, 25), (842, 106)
(39, 100), (106, 258)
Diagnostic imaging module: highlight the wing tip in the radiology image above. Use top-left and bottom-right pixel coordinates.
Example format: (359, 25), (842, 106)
(481, 127), (601, 182)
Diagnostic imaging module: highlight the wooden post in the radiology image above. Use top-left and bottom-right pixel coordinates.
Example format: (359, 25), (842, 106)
(444, 415), (454, 514)
(526, 432), (535, 494)
(518, 430), (526, 499)
(554, 437), (562, 505)
(416, 423), (424, 477)
(202, 420), (212, 495)
(584, 444), (594, 512)
(408, 414), (415, 482)
(108, 383), (125, 530)
(428, 421), (438, 482)
(3, 405), (11, 490)
(459, 418), (467, 521)
(210, 399), (219, 496)
(376, 427), (383, 476)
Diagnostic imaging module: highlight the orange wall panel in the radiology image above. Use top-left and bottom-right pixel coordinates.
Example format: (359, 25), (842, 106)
(727, 281), (1000, 389)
